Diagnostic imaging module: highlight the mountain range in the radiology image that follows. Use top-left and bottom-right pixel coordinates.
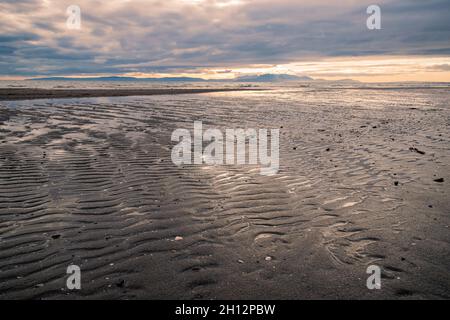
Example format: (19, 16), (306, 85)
(28, 74), (314, 82)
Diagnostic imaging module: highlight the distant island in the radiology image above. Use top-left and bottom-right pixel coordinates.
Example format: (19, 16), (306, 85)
(27, 74), (315, 83)
(235, 74), (313, 82)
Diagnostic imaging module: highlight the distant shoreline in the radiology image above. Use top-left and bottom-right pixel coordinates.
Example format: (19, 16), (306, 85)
(0, 87), (265, 101)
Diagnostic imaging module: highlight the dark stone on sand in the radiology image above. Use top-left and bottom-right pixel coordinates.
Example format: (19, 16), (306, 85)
(409, 147), (425, 155)
(116, 279), (125, 288)
(433, 178), (444, 183)
(326, 148), (330, 151)
(394, 181), (399, 186)
(51, 234), (61, 239)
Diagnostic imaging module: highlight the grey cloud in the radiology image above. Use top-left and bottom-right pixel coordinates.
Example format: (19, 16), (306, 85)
(0, 33), (40, 42)
(427, 64), (450, 71)
(0, 0), (449, 76)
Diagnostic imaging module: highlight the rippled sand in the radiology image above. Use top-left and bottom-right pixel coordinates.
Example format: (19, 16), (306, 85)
(0, 86), (449, 299)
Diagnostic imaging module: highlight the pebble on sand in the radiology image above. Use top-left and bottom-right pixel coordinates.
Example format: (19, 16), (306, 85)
(265, 256), (272, 261)
(175, 236), (183, 241)
(433, 178), (444, 183)
(116, 279), (125, 288)
(409, 147), (426, 155)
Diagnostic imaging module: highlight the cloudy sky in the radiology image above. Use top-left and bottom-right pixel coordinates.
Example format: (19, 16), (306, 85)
(1, 0), (450, 81)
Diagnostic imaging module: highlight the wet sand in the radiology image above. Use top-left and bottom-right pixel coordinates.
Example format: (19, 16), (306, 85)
(0, 87), (262, 101)
(0, 87), (449, 299)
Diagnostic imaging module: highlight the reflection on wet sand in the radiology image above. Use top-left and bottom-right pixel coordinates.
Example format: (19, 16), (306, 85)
(0, 86), (449, 299)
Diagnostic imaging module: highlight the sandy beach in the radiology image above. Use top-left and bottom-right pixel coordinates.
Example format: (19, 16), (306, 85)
(0, 87), (262, 101)
(0, 85), (449, 299)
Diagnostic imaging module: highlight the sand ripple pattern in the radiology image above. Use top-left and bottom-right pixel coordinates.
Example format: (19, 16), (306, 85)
(1, 87), (450, 299)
